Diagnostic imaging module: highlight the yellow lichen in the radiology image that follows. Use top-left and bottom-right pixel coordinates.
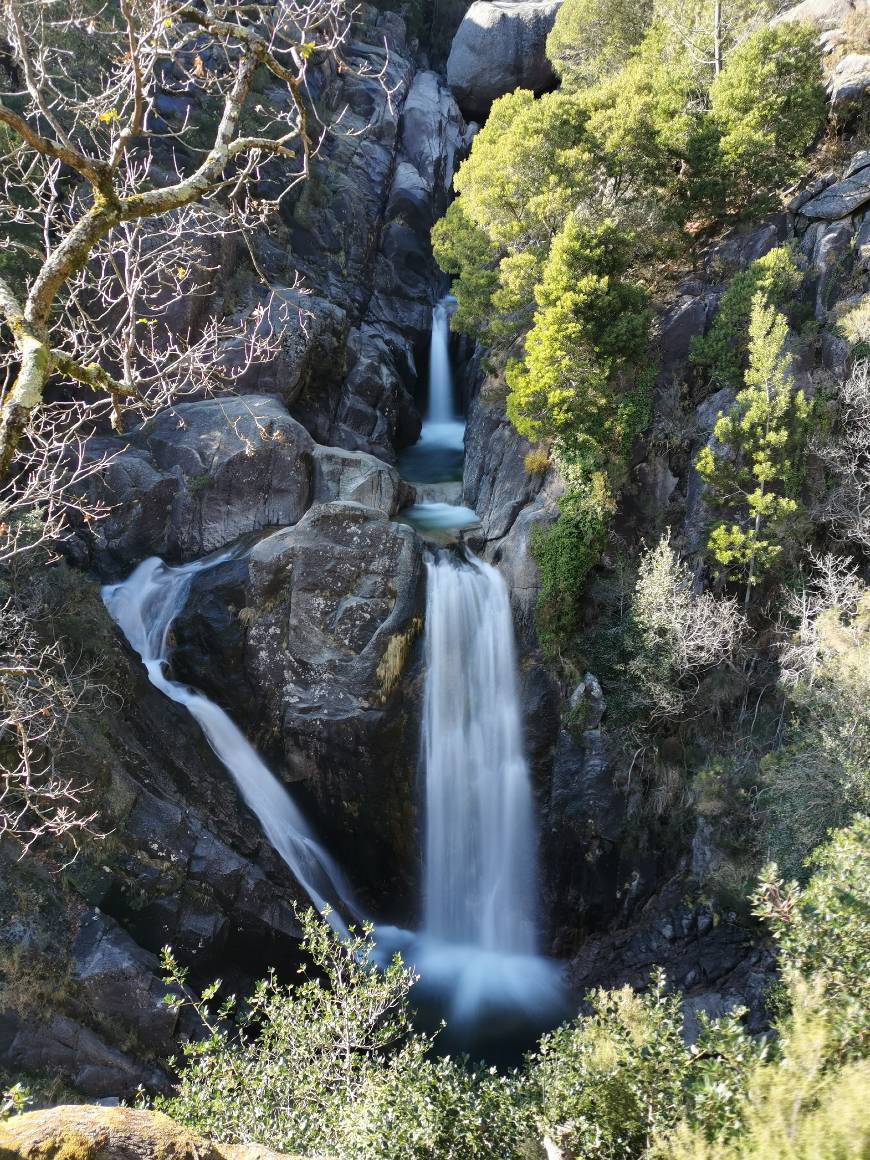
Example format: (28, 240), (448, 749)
(375, 617), (422, 703)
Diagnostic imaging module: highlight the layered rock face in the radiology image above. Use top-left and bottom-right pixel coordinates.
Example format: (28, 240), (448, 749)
(1, 6), (464, 1099)
(446, 0), (563, 119)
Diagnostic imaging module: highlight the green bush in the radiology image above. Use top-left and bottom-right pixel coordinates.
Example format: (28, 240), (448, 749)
(546, 0), (650, 89)
(690, 246), (803, 391)
(696, 296), (810, 602)
(690, 24), (826, 223)
(754, 817), (870, 1060)
(505, 218), (650, 445)
(533, 971), (762, 1157)
(532, 481), (613, 645)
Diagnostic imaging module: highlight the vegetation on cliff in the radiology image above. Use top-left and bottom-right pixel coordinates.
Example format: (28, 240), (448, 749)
(139, 820), (867, 1159)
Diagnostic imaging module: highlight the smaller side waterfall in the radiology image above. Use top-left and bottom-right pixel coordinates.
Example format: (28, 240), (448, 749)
(102, 556), (358, 932)
(423, 552), (537, 953)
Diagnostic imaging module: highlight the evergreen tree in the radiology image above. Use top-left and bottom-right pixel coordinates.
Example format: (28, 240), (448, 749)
(696, 295), (810, 606)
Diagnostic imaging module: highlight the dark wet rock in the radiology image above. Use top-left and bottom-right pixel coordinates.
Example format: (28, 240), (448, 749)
(566, 878), (774, 1037)
(244, 505), (424, 910)
(463, 389), (564, 645)
(75, 396), (409, 575)
(0, 1013), (166, 1098)
(542, 723), (629, 951)
(170, 503), (426, 917)
(656, 293), (712, 376)
(446, 0), (563, 120)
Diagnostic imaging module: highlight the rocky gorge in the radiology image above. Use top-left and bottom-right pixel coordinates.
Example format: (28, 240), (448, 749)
(1, 0), (869, 1119)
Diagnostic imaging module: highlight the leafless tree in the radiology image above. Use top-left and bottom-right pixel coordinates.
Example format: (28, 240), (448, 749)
(0, 589), (108, 858)
(0, 0), (382, 849)
(0, 0), (380, 479)
(813, 358), (870, 554)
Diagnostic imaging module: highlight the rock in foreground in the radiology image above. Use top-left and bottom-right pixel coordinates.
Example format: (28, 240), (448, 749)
(0, 1105), (306, 1160)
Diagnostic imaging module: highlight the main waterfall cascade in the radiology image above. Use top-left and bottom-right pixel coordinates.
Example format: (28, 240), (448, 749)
(422, 554), (537, 952)
(104, 296), (566, 1052)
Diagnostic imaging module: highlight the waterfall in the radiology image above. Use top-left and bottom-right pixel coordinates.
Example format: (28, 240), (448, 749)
(422, 552), (537, 953)
(374, 552), (566, 1041)
(102, 555), (358, 933)
(427, 297), (456, 424)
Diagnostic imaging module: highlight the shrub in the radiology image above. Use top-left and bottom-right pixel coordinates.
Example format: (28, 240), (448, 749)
(762, 563), (870, 877)
(813, 359), (870, 552)
(523, 447), (550, 475)
(697, 23), (827, 222)
(505, 217), (650, 446)
(696, 296), (810, 602)
(628, 533), (746, 720)
(753, 817), (870, 1059)
(546, 0), (650, 89)
(533, 971), (761, 1157)
(532, 480), (613, 645)
(690, 246), (803, 390)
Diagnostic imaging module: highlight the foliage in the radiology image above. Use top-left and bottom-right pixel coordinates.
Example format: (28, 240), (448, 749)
(690, 247), (803, 390)
(532, 481), (614, 644)
(535, 971), (761, 1158)
(523, 448), (551, 475)
(160, 909), (532, 1160)
(696, 296), (810, 601)
(627, 534), (745, 721)
(753, 817), (870, 1060)
(157, 819), (870, 1160)
(505, 218), (650, 445)
(762, 561), (870, 877)
(430, 202), (502, 343)
(546, 0), (650, 89)
(1, 1082), (30, 1120)
(657, 999), (870, 1159)
(688, 24), (826, 222)
(658, 820), (870, 1158)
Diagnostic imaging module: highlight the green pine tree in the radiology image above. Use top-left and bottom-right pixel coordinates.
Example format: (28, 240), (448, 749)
(696, 294), (810, 606)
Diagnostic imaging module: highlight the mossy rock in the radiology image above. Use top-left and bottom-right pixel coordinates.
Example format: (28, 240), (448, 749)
(0, 1106), (309, 1160)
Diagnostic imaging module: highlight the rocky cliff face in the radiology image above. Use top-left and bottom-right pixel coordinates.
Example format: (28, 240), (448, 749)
(1, 5), (468, 1096)
(5, 0), (868, 1104)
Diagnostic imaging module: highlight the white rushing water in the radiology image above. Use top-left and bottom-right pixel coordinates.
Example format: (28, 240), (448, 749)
(427, 296), (457, 425)
(102, 555), (358, 934)
(375, 552), (566, 1035)
(422, 552), (537, 951)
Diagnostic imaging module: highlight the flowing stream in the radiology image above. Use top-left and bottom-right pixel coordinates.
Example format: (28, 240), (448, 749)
(102, 556), (358, 934)
(422, 552), (537, 952)
(103, 299), (565, 1051)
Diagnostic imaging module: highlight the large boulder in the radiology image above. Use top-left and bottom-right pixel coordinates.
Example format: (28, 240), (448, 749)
(75, 396), (410, 575)
(172, 503), (427, 915)
(463, 389), (563, 646)
(774, 0), (867, 30)
(446, 0), (563, 120)
(800, 162), (870, 220)
(829, 53), (870, 112)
